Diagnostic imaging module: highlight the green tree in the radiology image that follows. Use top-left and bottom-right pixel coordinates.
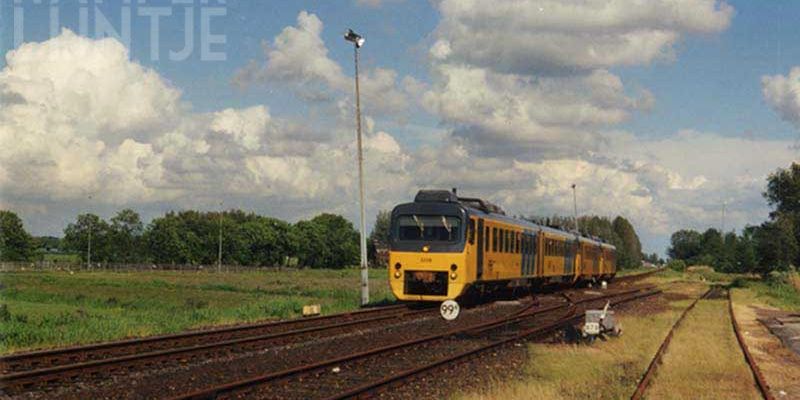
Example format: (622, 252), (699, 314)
(612, 216), (642, 269)
(63, 214), (113, 263)
(667, 229), (703, 263)
(239, 216), (293, 266)
(110, 209), (144, 263)
(735, 227), (757, 273)
(700, 228), (724, 267)
(292, 214), (359, 269)
(718, 232), (738, 272)
(764, 162), (800, 265)
(0, 210), (34, 261)
(368, 210), (391, 266)
(144, 212), (197, 264)
(752, 220), (798, 276)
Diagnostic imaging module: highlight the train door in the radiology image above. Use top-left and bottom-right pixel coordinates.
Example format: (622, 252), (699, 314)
(528, 232), (537, 276)
(564, 240), (575, 276)
(476, 219), (484, 279)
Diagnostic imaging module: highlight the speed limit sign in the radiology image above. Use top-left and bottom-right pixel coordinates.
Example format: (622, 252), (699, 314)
(440, 300), (460, 321)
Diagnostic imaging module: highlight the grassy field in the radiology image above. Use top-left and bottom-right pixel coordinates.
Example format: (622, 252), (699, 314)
(645, 298), (761, 399)
(0, 268), (394, 354)
(457, 279), (709, 400)
(457, 269), (800, 400)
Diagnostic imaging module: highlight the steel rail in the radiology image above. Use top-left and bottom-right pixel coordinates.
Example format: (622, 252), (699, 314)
(171, 286), (655, 400)
(0, 303), (410, 370)
(630, 287), (714, 400)
(0, 305), (429, 393)
(323, 288), (661, 400)
(728, 290), (775, 400)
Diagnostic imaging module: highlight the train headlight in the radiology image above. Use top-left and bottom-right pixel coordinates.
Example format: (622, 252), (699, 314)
(450, 271), (457, 280)
(394, 271), (401, 279)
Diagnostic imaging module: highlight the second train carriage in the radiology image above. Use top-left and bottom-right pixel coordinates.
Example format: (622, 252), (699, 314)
(388, 190), (616, 302)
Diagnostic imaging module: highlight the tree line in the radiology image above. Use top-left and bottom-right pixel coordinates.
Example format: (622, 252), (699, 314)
(1, 209), (361, 269)
(668, 162), (800, 276)
(523, 214), (644, 269)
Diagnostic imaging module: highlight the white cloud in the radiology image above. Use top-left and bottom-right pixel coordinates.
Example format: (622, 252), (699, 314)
(233, 11), (414, 116)
(4, 7), (794, 259)
(0, 30), (414, 222)
(433, 0), (733, 74)
(762, 67), (800, 128)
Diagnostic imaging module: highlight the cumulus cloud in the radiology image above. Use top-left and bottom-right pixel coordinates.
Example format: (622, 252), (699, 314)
(432, 0), (733, 74)
(762, 67), (800, 127)
(4, 6), (794, 257)
(233, 11), (414, 116)
(0, 30), (414, 227)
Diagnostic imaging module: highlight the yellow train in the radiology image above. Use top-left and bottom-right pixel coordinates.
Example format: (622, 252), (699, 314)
(388, 190), (616, 302)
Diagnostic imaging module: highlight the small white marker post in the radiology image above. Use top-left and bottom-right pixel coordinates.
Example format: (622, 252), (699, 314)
(440, 300), (461, 321)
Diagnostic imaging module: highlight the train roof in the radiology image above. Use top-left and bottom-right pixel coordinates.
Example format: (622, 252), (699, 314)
(409, 190), (615, 249)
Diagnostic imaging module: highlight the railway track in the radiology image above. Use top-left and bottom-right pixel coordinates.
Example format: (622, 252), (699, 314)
(728, 290), (775, 400)
(631, 285), (775, 400)
(0, 273), (660, 398)
(171, 285), (660, 400)
(0, 303), (430, 394)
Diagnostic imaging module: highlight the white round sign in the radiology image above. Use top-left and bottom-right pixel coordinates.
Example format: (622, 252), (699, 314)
(440, 300), (461, 321)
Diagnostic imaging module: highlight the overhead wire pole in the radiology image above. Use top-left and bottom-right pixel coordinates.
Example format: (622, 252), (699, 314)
(218, 201), (223, 273)
(571, 184), (579, 233)
(345, 29), (369, 306)
(87, 194), (92, 271)
(722, 200), (727, 233)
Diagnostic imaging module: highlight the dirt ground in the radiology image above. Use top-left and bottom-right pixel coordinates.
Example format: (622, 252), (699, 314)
(732, 289), (800, 399)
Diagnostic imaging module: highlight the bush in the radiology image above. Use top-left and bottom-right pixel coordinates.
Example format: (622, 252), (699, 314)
(667, 259), (687, 271)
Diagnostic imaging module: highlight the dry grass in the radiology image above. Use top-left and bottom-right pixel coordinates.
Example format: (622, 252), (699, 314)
(731, 289), (800, 398)
(456, 280), (707, 400)
(644, 299), (761, 400)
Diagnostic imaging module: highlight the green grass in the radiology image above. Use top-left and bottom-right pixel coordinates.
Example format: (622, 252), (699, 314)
(731, 275), (800, 311)
(0, 268), (394, 354)
(645, 299), (761, 400)
(456, 279), (709, 400)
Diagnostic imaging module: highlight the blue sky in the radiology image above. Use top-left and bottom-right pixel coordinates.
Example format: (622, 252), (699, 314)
(1, 0), (799, 255)
(5, 0), (797, 141)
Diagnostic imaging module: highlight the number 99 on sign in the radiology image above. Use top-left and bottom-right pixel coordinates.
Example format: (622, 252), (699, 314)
(440, 300), (460, 321)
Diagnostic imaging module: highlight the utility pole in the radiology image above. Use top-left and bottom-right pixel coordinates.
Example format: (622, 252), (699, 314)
(345, 29), (369, 306)
(721, 200), (726, 233)
(87, 195), (92, 270)
(571, 184), (579, 233)
(218, 201), (223, 273)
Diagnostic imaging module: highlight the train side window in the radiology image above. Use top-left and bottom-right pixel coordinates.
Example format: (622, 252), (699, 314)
(505, 231), (511, 253)
(521, 234), (526, 255)
(517, 233), (521, 253)
(468, 219), (475, 244)
(485, 227), (490, 252)
(492, 227), (498, 252)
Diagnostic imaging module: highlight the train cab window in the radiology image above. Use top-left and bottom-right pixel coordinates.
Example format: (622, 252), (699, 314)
(492, 227), (498, 252)
(396, 215), (462, 242)
(468, 219), (475, 244)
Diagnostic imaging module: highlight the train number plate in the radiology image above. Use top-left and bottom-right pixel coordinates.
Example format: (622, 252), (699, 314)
(440, 300), (460, 321)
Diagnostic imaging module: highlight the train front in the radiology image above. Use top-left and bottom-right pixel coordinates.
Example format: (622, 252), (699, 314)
(388, 191), (469, 302)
